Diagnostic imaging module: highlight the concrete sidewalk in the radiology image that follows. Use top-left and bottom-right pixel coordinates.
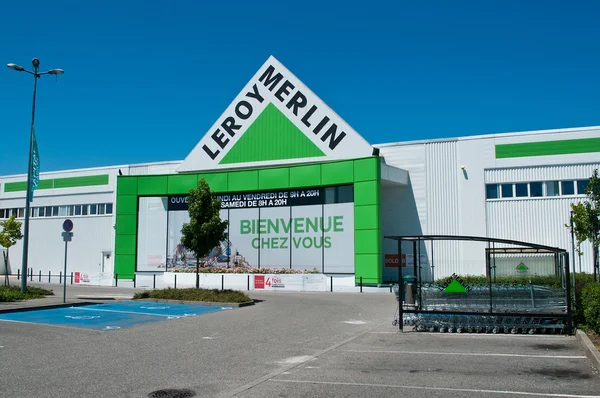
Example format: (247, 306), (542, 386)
(0, 281), (146, 313)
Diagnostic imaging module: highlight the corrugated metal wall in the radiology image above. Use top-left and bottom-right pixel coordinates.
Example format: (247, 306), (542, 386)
(424, 141), (462, 279)
(486, 197), (594, 273)
(485, 163), (600, 183)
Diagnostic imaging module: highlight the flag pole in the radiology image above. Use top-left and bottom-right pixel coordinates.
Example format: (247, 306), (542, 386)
(20, 60), (39, 293)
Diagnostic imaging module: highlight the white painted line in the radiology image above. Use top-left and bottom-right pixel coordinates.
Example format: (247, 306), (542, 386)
(337, 349), (586, 359)
(269, 379), (600, 397)
(0, 319), (103, 332)
(368, 331), (398, 334)
(77, 307), (175, 318)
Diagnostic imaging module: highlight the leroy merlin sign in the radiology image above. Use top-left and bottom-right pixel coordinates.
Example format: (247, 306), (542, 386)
(177, 56), (373, 172)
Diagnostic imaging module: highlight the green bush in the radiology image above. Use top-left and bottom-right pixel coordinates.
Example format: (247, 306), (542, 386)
(133, 287), (251, 303)
(0, 285), (54, 302)
(582, 283), (600, 334)
(434, 274), (563, 288)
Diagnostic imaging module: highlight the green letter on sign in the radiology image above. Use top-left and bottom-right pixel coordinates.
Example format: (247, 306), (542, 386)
(241, 220), (251, 234)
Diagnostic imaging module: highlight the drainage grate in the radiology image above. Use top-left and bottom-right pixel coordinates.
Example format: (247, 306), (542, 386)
(148, 389), (196, 398)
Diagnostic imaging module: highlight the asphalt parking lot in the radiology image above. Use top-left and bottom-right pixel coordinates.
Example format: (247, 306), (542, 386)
(0, 285), (599, 398)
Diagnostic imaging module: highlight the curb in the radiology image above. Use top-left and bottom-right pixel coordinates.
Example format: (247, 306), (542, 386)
(0, 301), (98, 314)
(134, 298), (255, 308)
(576, 329), (600, 369)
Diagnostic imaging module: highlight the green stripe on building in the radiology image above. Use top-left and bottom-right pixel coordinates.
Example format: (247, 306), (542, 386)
(3, 174), (109, 192)
(495, 137), (600, 159)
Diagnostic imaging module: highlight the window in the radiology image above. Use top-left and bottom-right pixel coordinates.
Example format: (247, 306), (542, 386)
(324, 186), (353, 204)
(17, 208), (24, 218)
(106, 203), (113, 214)
(98, 204), (105, 215)
(45, 207), (52, 217)
(501, 184), (513, 198)
(486, 184), (499, 199)
(52, 206), (59, 217)
(529, 182), (544, 198)
(59, 206), (69, 216)
(515, 183), (528, 197)
(324, 187), (336, 204)
(89, 204), (97, 215)
(545, 181), (559, 196)
(561, 180), (575, 195)
(577, 179), (590, 195)
(74, 205), (82, 216)
(82, 205), (88, 216)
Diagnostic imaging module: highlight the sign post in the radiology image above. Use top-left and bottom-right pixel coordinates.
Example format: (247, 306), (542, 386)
(61, 219), (73, 303)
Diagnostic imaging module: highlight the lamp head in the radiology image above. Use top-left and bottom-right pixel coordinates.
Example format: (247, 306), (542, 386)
(48, 69), (64, 75)
(32, 58), (40, 69)
(7, 63), (25, 72)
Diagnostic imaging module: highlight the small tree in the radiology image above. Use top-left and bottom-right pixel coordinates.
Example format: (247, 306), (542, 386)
(570, 169), (600, 281)
(180, 178), (229, 288)
(0, 215), (24, 286)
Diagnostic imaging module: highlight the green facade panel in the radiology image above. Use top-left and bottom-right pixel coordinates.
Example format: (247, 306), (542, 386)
(354, 229), (381, 254)
(259, 168), (290, 190)
(115, 235), (136, 256)
(116, 215), (137, 235)
(117, 177), (138, 195)
(354, 181), (380, 206)
(289, 164), (321, 188)
(4, 182), (28, 192)
(354, 205), (380, 230)
(219, 103), (325, 165)
(137, 176), (168, 195)
(54, 174), (109, 189)
(116, 195), (138, 215)
(36, 180), (54, 190)
(228, 170), (259, 191)
(355, 254), (382, 284)
(199, 173), (228, 192)
(167, 174), (197, 194)
(353, 157), (380, 182)
(495, 137), (600, 159)
(114, 255), (136, 279)
(321, 161), (354, 185)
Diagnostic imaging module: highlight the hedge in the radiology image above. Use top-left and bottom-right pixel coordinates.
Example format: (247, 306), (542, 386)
(582, 283), (600, 334)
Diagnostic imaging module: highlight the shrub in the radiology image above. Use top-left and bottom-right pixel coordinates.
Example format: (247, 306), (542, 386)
(133, 287), (251, 303)
(582, 283), (600, 334)
(0, 285), (53, 302)
(434, 274), (563, 288)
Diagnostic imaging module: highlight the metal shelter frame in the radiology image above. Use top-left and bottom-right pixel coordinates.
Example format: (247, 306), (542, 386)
(385, 235), (572, 335)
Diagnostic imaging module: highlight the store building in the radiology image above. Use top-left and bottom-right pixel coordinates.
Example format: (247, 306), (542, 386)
(1, 56), (599, 286)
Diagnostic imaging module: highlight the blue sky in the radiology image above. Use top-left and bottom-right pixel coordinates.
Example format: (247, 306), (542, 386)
(1, 0), (599, 175)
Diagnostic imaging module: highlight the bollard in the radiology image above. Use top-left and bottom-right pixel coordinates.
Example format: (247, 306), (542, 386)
(71, 272), (73, 285)
(30, 269), (33, 282)
(60, 271), (62, 284)
(174, 274), (177, 289)
(247, 274), (250, 290)
(48, 271), (51, 283)
(330, 276), (333, 292)
(17, 269), (20, 280)
(196, 273), (199, 288)
(221, 274), (224, 291)
(360, 276), (363, 293)
(115, 274), (118, 287)
(133, 274), (136, 288)
(39, 270), (42, 282)
(153, 274), (156, 289)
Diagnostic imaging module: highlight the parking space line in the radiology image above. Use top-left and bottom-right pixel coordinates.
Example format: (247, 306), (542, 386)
(268, 379), (600, 397)
(77, 307), (175, 317)
(0, 318), (103, 332)
(337, 349), (586, 359)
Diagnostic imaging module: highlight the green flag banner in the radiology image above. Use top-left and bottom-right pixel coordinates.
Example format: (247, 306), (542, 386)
(30, 129), (40, 202)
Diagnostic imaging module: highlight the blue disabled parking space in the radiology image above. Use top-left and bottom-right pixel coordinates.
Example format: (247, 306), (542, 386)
(0, 301), (231, 331)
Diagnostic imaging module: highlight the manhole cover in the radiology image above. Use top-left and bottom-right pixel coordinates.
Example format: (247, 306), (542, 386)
(148, 389), (196, 398)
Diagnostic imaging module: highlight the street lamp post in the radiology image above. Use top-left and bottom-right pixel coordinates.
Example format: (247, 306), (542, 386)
(7, 58), (64, 293)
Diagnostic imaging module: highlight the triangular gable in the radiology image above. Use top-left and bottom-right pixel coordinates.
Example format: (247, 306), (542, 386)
(177, 56), (373, 172)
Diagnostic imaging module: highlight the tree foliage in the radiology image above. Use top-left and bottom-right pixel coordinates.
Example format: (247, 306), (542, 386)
(0, 215), (23, 250)
(180, 178), (229, 287)
(570, 169), (600, 280)
(0, 215), (23, 286)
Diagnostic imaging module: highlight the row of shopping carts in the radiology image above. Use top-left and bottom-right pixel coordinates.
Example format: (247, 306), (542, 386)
(391, 283), (567, 334)
(395, 313), (567, 334)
